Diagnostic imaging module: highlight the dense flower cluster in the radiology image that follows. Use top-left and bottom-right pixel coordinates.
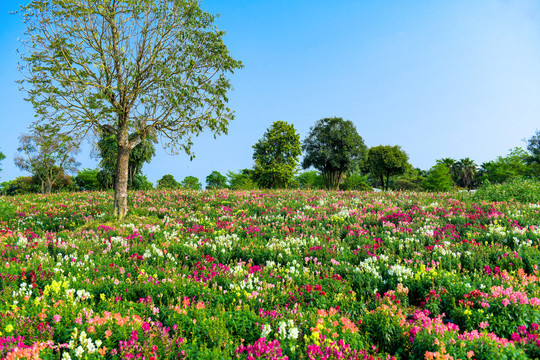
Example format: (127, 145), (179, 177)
(0, 189), (539, 358)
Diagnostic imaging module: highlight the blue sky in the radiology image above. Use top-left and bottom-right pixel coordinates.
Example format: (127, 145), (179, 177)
(1, 0), (540, 186)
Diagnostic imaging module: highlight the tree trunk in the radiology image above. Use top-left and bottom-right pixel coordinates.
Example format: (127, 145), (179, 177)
(44, 180), (52, 194)
(379, 174), (384, 190)
(114, 139), (131, 219)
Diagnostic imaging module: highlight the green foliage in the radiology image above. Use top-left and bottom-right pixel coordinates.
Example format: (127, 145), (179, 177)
(422, 163), (454, 192)
(74, 168), (101, 191)
(473, 178), (540, 203)
(479, 147), (531, 184)
(206, 171), (227, 189)
(227, 169), (257, 190)
(296, 170), (324, 189)
(0, 151), (5, 178)
(525, 129), (540, 176)
(391, 166), (425, 191)
(19, 0), (242, 217)
(132, 174), (154, 190)
(365, 145), (409, 191)
(0, 176), (39, 196)
(14, 124), (80, 194)
(96, 134), (156, 189)
(157, 174), (181, 190)
(252, 121), (301, 189)
(340, 173), (372, 191)
(181, 176), (202, 190)
(454, 158), (478, 189)
(302, 117), (367, 189)
(0, 198), (16, 219)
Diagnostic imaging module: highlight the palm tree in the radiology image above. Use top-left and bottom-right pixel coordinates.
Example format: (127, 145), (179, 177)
(455, 158), (478, 189)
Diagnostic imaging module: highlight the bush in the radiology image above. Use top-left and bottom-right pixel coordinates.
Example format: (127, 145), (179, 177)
(340, 173), (372, 191)
(0, 176), (39, 195)
(74, 168), (101, 191)
(473, 178), (540, 203)
(296, 170), (324, 189)
(132, 174), (153, 190)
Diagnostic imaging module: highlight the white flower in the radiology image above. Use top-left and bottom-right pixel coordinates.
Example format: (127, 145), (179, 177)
(75, 345), (84, 358)
(261, 324), (272, 338)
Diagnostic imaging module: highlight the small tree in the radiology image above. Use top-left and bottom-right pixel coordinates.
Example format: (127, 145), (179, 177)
(436, 158), (459, 184)
(365, 145), (409, 191)
(181, 176), (202, 190)
(296, 170), (324, 189)
(227, 169), (257, 190)
(206, 171), (227, 189)
(19, 0), (242, 218)
(302, 117), (367, 189)
(252, 121), (301, 189)
(157, 175), (181, 190)
(75, 168), (101, 191)
(422, 163), (454, 192)
(15, 125), (80, 194)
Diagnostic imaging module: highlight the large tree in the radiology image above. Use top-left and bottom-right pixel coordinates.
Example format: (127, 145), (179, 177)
(302, 117), (367, 189)
(365, 145), (409, 191)
(95, 132), (155, 189)
(252, 121), (301, 189)
(18, 0), (242, 218)
(14, 125), (80, 194)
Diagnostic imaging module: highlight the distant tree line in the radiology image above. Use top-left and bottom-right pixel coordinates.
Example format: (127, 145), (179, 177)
(2, 120), (540, 195)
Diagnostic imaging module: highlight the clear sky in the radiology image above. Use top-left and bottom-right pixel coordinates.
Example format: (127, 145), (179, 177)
(1, 0), (540, 186)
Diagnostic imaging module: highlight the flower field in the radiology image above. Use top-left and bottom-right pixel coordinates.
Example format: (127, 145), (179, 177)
(1, 190), (540, 359)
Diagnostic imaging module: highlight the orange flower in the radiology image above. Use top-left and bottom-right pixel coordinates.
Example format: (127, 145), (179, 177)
(105, 329), (112, 339)
(195, 301), (205, 309)
(98, 347), (107, 356)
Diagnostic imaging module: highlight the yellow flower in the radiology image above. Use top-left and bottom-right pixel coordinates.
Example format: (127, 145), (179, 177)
(5, 324), (13, 333)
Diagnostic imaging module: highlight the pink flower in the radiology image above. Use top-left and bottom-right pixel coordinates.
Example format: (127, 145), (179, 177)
(502, 298), (510, 307)
(52, 315), (61, 323)
(479, 321), (489, 329)
(75, 317), (82, 324)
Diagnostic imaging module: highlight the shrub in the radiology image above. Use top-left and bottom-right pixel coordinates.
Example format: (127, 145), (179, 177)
(473, 178), (540, 203)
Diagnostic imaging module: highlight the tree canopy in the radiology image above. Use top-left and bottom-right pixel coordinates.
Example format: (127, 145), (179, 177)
(302, 117), (367, 189)
(252, 121), (301, 189)
(422, 163), (454, 192)
(18, 0), (242, 218)
(206, 170), (227, 189)
(157, 174), (181, 190)
(365, 145), (409, 191)
(14, 125), (80, 194)
(479, 147), (530, 184)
